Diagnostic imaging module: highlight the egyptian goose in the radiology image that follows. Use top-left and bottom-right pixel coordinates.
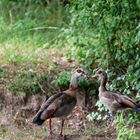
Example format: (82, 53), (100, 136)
(32, 68), (87, 136)
(92, 70), (140, 128)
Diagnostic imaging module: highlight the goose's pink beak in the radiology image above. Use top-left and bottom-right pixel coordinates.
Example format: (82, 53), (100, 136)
(81, 72), (87, 78)
(92, 73), (99, 78)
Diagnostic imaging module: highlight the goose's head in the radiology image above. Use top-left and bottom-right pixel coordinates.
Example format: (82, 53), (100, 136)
(92, 70), (107, 79)
(72, 68), (87, 78)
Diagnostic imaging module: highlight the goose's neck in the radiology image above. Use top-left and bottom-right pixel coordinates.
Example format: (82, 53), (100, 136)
(99, 75), (107, 93)
(64, 75), (78, 97)
(69, 75), (78, 91)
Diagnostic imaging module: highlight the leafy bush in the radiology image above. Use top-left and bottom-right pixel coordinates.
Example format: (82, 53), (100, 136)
(86, 100), (108, 122)
(6, 65), (57, 96)
(8, 70), (41, 94)
(59, 1), (140, 137)
(52, 71), (71, 87)
(115, 113), (140, 140)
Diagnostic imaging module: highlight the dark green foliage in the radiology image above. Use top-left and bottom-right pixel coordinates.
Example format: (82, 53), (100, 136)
(58, 1), (140, 137)
(58, 0), (140, 100)
(8, 70), (42, 94)
(52, 71), (71, 87)
(0, 0), (68, 44)
(78, 76), (90, 88)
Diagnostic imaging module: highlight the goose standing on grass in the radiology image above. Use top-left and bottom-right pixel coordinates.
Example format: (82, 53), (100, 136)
(32, 68), (87, 136)
(92, 70), (140, 128)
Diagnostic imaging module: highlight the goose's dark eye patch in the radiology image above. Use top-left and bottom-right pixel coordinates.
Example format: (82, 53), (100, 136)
(77, 69), (82, 73)
(97, 70), (102, 74)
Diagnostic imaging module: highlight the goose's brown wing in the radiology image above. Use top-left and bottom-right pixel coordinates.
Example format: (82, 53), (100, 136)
(103, 91), (137, 109)
(40, 92), (63, 111)
(33, 92), (62, 121)
(117, 95), (137, 108)
(41, 93), (76, 120)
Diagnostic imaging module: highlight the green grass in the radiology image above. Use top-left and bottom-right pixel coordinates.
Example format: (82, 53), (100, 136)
(0, 10), (65, 95)
(0, 23), (62, 63)
(0, 29), (59, 97)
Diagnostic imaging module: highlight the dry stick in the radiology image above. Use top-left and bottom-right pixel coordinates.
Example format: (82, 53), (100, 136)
(38, 82), (46, 93)
(29, 26), (59, 31)
(9, 10), (13, 24)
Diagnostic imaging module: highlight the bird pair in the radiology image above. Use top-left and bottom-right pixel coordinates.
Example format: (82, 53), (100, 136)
(32, 68), (140, 137)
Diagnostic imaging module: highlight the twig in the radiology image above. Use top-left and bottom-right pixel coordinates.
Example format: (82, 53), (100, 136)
(29, 26), (59, 31)
(38, 82), (45, 93)
(9, 10), (13, 24)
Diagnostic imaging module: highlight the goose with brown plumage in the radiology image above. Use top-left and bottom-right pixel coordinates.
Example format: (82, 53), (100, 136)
(92, 70), (140, 128)
(32, 68), (87, 136)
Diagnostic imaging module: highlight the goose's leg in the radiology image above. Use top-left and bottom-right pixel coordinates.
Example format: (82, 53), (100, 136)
(60, 119), (65, 137)
(123, 111), (128, 121)
(48, 118), (53, 135)
(108, 115), (114, 128)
